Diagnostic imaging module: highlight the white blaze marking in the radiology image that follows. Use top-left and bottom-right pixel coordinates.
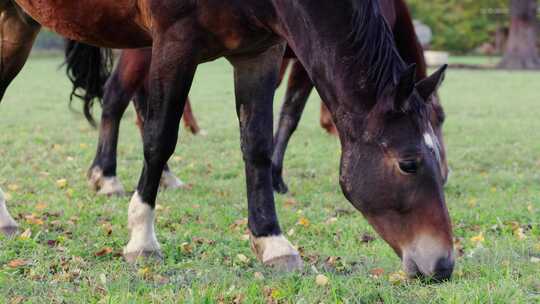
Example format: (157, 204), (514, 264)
(124, 191), (160, 254)
(250, 234), (299, 263)
(423, 132), (435, 150)
(0, 188), (18, 229)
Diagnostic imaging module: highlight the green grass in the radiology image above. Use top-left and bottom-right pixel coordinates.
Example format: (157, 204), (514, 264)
(1, 56), (539, 303)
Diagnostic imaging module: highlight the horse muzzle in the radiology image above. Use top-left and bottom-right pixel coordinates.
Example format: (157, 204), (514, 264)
(401, 234), (455, 282)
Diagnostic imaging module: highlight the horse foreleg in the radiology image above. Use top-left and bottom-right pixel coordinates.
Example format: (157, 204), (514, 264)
(123, 26), (197, 262)
(271, 59), (314, 194)
(0, 3), (40, 100)
(132, 88), (187, 190)
(229, 44), (302, 271)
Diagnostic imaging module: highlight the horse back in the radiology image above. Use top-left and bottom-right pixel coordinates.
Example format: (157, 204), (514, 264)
(13, 0), (152, 48)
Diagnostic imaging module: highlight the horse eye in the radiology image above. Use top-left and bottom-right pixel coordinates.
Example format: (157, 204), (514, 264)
(398, 160), (419, 174)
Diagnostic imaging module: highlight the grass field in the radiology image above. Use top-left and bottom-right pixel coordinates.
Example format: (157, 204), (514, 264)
(0, 55), (539, 303)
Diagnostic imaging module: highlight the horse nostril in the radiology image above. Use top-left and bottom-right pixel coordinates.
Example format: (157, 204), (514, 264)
(432, 257), (454, 282)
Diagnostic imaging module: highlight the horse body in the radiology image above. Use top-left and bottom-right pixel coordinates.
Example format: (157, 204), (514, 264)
(14, 0), (152, 47)
(4, 0), (454, 280)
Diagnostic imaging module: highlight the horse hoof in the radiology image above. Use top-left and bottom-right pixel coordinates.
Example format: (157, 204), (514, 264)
(123, 250), (163, 263)
(88, 167), (125, 196)
(250, 234), (303, 272)
(0, 226), (18, 237)
(265, 254), (303, 271)
(160, 171), (186, 190)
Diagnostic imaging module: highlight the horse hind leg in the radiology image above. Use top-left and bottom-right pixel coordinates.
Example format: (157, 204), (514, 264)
(0, 3), (41, 100)
(88, 55), (142, 195)
(271, 59), (314, 194)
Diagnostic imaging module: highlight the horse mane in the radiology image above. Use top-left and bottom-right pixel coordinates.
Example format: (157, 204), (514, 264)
(346, 0), (430, 139)
(345, 0), (403, 99)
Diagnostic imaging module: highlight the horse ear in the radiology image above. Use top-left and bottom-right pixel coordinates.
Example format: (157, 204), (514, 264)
(416, 64), (447, 102)
(395, 63), (416, 110)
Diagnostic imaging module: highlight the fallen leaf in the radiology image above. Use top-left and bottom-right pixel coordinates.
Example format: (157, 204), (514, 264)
(7, 259), (31, 268)
(388, 271), (408, 285)
(297, 217), (310, 227)
(35, 202), (48, 211)
(467, 198), (478, 208)
(325, 217), (338, 225)
(369, 268), (385, 278)
(236, 254), (249, 263)
(287, 228), (295, 236)
(284, 197), (298, 207)
(18, 229), (32, 240)
(7, 184), (19, 192)
(180, 242), (193, 254)
(470, 232), (485, 244)
(315, 274), (329, 286)
(79, 143), (89, 149)
(9, 296), (25, 304)
(95, 247), (113, 257)
(56, 179), (68, 189)
(514, 227), (526, 240)
(254, 272), (264, 280)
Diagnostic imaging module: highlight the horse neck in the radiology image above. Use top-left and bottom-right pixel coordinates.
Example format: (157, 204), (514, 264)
(271, 0), (405, 138)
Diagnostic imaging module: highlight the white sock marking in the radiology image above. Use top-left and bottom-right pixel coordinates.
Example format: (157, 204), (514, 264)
(124, 191), (160, 254)
(250, 234), (299, 263)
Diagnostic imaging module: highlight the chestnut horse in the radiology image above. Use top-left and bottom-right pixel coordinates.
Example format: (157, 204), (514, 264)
(2, 0), (454, 280)
(272, 0), (449, 194)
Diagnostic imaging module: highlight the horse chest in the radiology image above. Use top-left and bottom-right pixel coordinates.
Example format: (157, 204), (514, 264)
(13, 0), (152, 47)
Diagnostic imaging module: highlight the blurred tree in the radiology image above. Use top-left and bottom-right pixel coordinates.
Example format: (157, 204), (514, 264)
(408, 0), (508, 53)
(498, 0), (540, 69)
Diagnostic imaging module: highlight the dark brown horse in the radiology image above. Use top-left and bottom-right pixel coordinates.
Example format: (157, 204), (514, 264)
(3, 0), (454, 280)
(271, 0), (449, 194)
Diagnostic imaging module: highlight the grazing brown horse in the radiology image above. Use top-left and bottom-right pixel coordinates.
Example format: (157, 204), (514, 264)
(3, 0), (454, 280)
(271, 0), (449, 194)
(64, 45), (202, 195)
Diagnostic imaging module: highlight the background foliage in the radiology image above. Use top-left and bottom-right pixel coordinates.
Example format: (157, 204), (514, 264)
(408, 0), (510, 53)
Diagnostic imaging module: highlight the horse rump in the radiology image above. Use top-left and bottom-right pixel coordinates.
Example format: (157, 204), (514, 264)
(63, 39), (113, 127)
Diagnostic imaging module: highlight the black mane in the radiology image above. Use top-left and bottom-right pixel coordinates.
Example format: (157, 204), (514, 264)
(345, 0), (404, 99)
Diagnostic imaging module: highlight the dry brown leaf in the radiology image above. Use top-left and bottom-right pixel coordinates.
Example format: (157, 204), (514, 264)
(56, 179), (68, 189)
(9, 296), (25, 304)
(369, 268), (385, 278)
(35, 202), (48, 211)
(95, 247), (113, 257)
(315, 274), (329, 286)
(7, 259), (31, 268)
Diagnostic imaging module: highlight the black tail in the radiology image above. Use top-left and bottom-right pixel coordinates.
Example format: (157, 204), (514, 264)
(63, 39), (113, 127)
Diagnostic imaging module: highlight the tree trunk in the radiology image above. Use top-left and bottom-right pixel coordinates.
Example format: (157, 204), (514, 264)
(498, 0), (540, 69)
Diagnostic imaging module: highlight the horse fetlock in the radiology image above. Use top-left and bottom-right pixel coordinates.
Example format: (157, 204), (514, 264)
(160, 170), (186, 190)
(88, 167), (125, 196)
(250, 234), (303, 271)
(124, 192), (162, 263)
